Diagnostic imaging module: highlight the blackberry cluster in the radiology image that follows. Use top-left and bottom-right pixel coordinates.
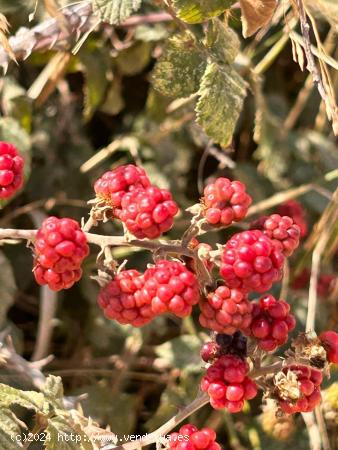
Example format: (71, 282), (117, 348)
(169, 425), (221, 450)
(0, 141), (24, 199)
(118, 186), (179, 239)
(143, 259), (200, 317)
(277, 200), (308, 237)
(201, 355), (257, 412)
(275, 365), (322, 414)
(97, 260), (200, 325)
(199, 287), (252, 334)
(202, 177), (252, 226)
(97, 269), (154, 327)
(33, 217), (89, 291)
(248, 295), (296, 352)
(319, 331), (338, 364)
(251, 214), (301, 257)
(94, 164), (150, 208)
(220, 230), (285, 293)
(94, 165), (179, 239)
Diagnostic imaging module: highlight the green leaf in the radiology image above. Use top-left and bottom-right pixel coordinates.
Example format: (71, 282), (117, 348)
(45, 416), (94, 450)
(173, 0), (235, 24)
(134, 24), (168, 42)
(79, 46), (111, 121)
(0, 384), (45, 411)
(152, 32), (206, 98)
(196, 62), (247, 147)
(77, 384), (136, 436)
(115, 41), (152, 76)
(0, 251), (16, 328)
(42, 376), (64, 409)
(155, 335), (203, 373)
(92, 0), (142, 24)
(100, 78), (125, 115)
(0, 408), (25, 449)
(205, 19), (240, 64)
(1, 77), (32, 132)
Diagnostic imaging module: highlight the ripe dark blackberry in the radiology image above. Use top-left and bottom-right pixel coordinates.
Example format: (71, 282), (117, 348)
(215, 331), (248, 359)
(251, 214), (301, 257)
(202, 177), (252, 226)
(201, 354), (257, 412)
(277, 200), (308, 237)
(118, 186), (179, 239)
(319, 331), (338, 364)
(220, 230), (285, 293)
(169, 424), (221, 450)
(199, 286), (253, 334)
(247, 295), (296, 352)
(143, 260), (200, 317)
(33, 217), (89, 291)
(94, 164), (150, 209)
(274, 365), (322, 414)
(97, 270), (155, 327)
(0, 141), (24, 199)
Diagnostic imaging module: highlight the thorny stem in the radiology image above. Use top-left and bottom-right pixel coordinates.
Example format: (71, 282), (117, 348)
(102, 361), (284, 450)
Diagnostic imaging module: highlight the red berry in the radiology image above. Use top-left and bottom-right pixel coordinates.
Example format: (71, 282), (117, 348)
(168, 425), (220, 450)
(33, 217), (89, 291)
(200, 342), (221, 363)
(97, 270), (155, 327)
(201, 355), (257, 412)
(246, 295), (295, 352)
(0, 141), (24, 199)
(119, 186), (179, 239)
(220, 231), (285, 293)
(94, 164), (150, 208)
(319, 331), (338, 364)
(251, 214), (301, 257)
(277, 200), (308, 237)
(275, 365), (323, 413)
(202, 178), (252, 226)
(199, 287), (253, 334)
(144, 260), (200, 317)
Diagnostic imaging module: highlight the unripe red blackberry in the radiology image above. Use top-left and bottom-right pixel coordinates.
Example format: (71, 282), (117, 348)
(169, 424), (221, 450)
(220, 230), (285, 293)
(200, 341), (221, 363)
(94, 164), (150, 209)
(202, 178), (252, 226)
(199, 286), (253, 334)
(33, 217), (89, 291)
(319, 331), (338, 364)
(251, 214), (301, 257)
(277, 200), (308, 237)
(247, 295), (295, 352)
(0, 141), (24, 199)
(97, 269), (155, 327)
(118, 186), (179, 239)
(274, 364), (322, 414)
(143, 260), (200, 317)
(201, 354), (257, 412)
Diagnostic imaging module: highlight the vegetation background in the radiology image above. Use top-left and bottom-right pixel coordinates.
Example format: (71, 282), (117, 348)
(0, 1), (337, 449)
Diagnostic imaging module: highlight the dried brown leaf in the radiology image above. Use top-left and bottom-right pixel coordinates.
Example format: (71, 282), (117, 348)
(0, 14), (16, 63)
(239, 0), (277, 38)
(43, 0), (69, 34)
